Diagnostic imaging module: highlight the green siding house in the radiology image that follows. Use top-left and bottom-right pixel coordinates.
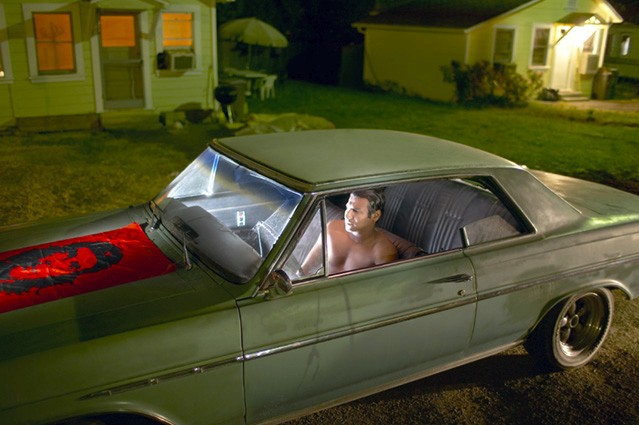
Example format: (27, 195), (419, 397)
(353, 0), (623, 101)
(0, 0), (233, 130)
(605, 1), (639, 79)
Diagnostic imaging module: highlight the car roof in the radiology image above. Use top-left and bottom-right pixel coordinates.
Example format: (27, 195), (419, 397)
(213, 129), (519, 190)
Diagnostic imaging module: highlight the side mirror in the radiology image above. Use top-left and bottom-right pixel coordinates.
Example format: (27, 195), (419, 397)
(261, 269), (293, 299)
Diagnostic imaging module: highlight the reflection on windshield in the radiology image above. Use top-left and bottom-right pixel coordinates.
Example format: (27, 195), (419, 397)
(154, 147), (302, 283)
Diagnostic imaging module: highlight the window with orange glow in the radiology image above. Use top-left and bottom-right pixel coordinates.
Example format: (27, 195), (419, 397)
(101, 15), (136, 47)
(33, 12), (75, 74)
(162, 12), (193, 48)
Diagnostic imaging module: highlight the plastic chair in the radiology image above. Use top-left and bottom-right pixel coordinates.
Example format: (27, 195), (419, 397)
(260, 75), (277, 100)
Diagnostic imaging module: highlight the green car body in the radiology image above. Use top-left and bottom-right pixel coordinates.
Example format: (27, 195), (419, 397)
(1, 130), (638, 425)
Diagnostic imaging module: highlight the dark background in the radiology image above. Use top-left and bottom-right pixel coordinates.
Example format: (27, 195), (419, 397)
(218, 0), (639, 85)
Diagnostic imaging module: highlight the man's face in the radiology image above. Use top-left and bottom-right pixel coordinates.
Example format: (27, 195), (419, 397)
(344, 194), (380, 234)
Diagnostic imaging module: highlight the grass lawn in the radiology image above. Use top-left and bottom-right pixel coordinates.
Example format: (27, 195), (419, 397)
(1, 79), (638, 227)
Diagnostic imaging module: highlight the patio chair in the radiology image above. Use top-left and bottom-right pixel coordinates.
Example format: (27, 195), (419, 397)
(260, 75), (278, 100)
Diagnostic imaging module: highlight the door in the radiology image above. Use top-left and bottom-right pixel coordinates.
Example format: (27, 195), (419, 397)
(99, 12), (144, 109)
(239, 233), (476, 423)
(551, 28), (576, 91)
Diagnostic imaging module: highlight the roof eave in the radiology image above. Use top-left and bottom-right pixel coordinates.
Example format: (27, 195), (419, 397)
(354, 0), (544, 33)
(601, 0), (624, 23)
(466, 0), (542, 32)
(352, 22), (467, 34)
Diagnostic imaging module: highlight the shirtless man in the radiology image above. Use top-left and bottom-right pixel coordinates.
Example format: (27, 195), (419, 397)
(301, 190), (398, 275)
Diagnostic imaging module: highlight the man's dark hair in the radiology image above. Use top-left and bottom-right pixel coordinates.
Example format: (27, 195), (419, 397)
(351, 189), (385, 217)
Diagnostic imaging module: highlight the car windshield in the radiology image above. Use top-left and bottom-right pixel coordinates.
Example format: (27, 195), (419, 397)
(153, 147), (303, 283)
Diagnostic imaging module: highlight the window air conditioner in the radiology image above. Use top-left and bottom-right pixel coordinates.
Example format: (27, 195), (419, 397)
(580, 54), (600, 74)
(167, 51), (195, 71)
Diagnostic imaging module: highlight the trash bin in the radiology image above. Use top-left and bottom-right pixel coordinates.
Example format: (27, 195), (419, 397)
(215, 79), (247, 123)
(606, 68), (619, 99)
(592, 67), (618, 100)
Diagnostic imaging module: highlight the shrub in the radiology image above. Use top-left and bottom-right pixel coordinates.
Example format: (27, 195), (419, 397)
(442, 60), (542, 107)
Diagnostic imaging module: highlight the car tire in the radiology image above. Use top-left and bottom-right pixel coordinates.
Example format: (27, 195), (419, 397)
(525, 287), (614, 371)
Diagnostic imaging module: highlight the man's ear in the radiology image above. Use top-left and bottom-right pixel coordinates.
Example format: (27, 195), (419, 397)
(371, 209), (381, 223)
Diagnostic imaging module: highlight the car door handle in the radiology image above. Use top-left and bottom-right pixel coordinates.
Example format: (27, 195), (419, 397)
(429, 273), (473, 284)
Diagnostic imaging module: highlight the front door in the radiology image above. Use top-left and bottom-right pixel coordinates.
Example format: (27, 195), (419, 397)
(551, 26), (576, 91)
(99, 12), (144, 109)
(240, 249), (476, 423)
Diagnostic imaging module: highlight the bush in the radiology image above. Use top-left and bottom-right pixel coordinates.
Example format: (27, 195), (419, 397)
(442, 60), (542, 107)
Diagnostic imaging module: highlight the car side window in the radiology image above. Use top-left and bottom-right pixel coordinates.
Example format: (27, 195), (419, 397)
(282, 207), (324, 281)
(378, 178), (526, 254)
(282, 178), (527, 281)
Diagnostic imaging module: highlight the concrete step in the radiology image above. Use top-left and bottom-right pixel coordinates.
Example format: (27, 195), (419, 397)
(559, 91), (590, 102)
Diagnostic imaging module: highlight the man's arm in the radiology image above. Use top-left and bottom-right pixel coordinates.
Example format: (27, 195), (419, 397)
(300, 235), (323, 276)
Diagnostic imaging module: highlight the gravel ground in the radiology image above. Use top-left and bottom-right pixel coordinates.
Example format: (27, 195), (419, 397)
(286, 291), (639, 425)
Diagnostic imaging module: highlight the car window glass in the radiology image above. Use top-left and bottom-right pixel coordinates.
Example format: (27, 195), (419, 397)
(154, 147), (303, 283)
(283, 207), (324, 281)
(284, 178), (526, 282)
(378, 178), (525, 254)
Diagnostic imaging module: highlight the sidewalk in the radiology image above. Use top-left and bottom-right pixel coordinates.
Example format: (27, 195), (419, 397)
(557, 99), (639, 112)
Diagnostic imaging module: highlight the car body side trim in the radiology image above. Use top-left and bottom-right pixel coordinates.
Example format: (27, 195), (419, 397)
(80, 356), (241, 400)
(474, 253), (639, 302)
(81, 255), (639, 401)
(242, 295), (477, 361)
(245, 254), (639, 362)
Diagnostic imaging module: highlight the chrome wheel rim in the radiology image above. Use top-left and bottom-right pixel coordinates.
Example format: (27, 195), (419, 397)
(556, 292), (608, 358)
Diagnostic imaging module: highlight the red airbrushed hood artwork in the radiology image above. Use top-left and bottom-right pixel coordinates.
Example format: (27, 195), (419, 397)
(0, 223), (176, 313)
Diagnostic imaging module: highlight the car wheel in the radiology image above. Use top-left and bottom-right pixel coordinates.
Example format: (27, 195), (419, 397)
(525, 287), (614, 371)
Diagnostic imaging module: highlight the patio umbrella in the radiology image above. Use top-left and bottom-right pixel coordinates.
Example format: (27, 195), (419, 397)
(220, 17), (288, 68)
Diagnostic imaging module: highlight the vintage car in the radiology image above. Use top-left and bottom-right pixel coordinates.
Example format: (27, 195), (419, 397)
(1, 129), (639, 425)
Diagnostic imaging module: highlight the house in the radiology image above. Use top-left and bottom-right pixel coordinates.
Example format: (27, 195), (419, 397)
(605, 1), (639, 79)
(0, 0), (234, 131)
(353, 0), (623, 102)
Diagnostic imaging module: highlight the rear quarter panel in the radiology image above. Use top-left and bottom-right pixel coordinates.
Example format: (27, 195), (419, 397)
(466, 218), (639, 353)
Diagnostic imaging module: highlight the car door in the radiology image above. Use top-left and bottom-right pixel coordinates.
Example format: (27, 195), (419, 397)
(238, 203), (477, 424)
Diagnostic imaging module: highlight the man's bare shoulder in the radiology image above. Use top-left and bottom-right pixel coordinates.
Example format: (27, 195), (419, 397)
(375, 230), (398, 261)
(328, 219), (345, 230)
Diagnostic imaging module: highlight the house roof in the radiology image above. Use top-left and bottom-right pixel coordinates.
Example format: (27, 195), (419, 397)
(355, 0), (535, 29)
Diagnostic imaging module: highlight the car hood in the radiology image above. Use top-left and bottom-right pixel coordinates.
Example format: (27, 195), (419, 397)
(0, 206), (237, 361)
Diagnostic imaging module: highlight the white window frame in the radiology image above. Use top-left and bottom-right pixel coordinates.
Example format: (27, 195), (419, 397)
(155, 5), (202, 74)
(0, 4), (14, 83)
(22, 2), (85, 83)
(529, 24), (552, 69)
(493, 26), (517, 64)
(620, 33), (631, 56)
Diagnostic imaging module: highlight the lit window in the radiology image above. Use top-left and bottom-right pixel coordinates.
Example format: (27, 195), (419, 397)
(33, 12), (75, 74)
(101, 15), (136, 48)
(494, 28), (515, 63)
(23, 3), (84, 82)
(531, 27), (551, 67)
(162, 13), (193, 48)
(621, 34), (631, 56)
